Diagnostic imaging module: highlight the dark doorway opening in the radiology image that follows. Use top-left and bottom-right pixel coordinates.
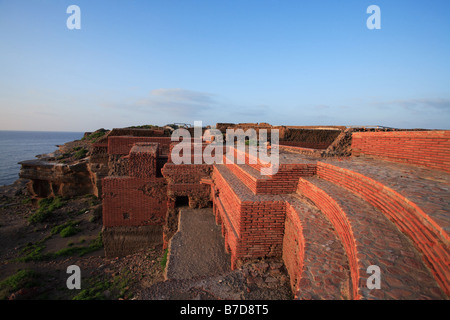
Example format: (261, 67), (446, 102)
(175, 196), (189, 207)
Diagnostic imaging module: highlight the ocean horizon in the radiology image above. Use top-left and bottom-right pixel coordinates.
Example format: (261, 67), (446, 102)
(0, 130), (84, 186)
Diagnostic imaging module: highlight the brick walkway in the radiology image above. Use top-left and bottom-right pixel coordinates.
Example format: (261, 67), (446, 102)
(285, 195), (351, 300)
(299, 176), (445, 299)
(321, 157), (450, 235)
(212, 148), (449, 299)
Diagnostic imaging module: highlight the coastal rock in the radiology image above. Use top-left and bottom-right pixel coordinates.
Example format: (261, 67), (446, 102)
(19, 158), (94, 198)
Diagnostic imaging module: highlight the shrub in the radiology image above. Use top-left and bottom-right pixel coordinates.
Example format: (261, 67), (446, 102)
(59, 225), (80, 238)
(73, 148), (88, 160)
(0, 270), (39, 300)
(28, 197), (65, 223)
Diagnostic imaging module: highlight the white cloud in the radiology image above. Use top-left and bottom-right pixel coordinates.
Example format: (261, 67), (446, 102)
(103, 88), (218, 117)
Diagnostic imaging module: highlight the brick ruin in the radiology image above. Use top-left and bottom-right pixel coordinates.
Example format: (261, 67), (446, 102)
(89, 124), (449, 300)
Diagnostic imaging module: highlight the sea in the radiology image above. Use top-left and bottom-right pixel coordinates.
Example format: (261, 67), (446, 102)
(0, 131), (84, 186)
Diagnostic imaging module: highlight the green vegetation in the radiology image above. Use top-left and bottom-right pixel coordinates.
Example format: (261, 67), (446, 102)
(245, 139), (259, 146)
(0, 269), (39, 300)
(51, 220), (81, 238)
(28, 197), (65, 224)
(128, 125), (160, 129)
(53, 231), (103, 258)
(160, 248), (169, 270)
(16, 231), (103, 262)
(72, 268), (132, 300)
(76, 208), (88, 215)
(16, 236), (51, 262)
(21, 198), (32, 205)
(81, 129), (108, 143)
(73, 148), (88, 160)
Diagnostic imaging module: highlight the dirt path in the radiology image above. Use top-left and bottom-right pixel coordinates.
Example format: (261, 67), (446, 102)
(165, 207), (231, 280)
(139, 207), (293, 300)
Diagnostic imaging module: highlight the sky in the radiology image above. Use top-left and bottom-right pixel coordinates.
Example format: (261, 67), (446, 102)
(0, 0), (449, 132)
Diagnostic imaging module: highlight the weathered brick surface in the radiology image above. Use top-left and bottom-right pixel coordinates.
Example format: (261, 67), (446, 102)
(316, 159), (450, 296)
(102, 225), (163, 258)
(284, 196), (351, 299)
(108, 136), (172, 155)
(107, 128), (166, 137)
(128, 143), (159, 178)
(297, 176), (446, 299)
(351, 131), (450, 172)
(224, 147), (316, 194)
(99, 128), (449, 299)
(102, 176), (167, 227)
(212, 165), (287, 268)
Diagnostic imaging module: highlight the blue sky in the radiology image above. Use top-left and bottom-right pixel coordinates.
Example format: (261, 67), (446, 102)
(1, 0), (449, 131)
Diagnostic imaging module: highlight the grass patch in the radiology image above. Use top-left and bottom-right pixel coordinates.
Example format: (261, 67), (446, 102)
(72, 268), (132, 300)
(59, 225), (80, 238)
(16, 241), (47, 262)
(21, 198), (32, 205)
(51, 220), (81, 238)
(53, 232), (103, 258)
(160, 248), (168, 269)
(76, 208), (88, 215)
(16, 232), (102, 262)
(81, 129), (108, 143)
(73, 148), (88, 160)
(28, 197), (65, 224)
(0, 269), (39, 300)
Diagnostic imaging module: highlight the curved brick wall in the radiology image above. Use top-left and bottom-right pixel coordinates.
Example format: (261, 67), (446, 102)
(317, 162), (450, 295)
(296, 178), (360, 299)
(352, 131), (450, 172)
(283, 204), (305, 291)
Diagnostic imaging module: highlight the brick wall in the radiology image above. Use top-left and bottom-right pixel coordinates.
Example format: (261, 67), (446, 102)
(317, 162), (450, 296)
(225, 157), (316, 194)
(239, 201), (286, 259)
(282, 203), (304, 291)
(352, 131), (450, 172)
(128, 143), (159, 178)
(296, 177), (360, 299)
(102, 177), (167, 227)
(107, 128), (166, 137)
(108, 136), (172, 155)
(212, 167), (286, 268)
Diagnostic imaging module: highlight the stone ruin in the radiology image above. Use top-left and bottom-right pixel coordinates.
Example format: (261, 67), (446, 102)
(19, 124), (450, 299)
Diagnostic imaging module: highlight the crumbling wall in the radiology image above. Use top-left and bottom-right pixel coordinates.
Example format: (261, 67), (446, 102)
(102, 139), (170, 257)
(128, 143), (159, 178)
(102, 177), (167, 227)
(108, 136), (172, 156)
(89, 143), (109, 197)
(103, 225), (163, 257)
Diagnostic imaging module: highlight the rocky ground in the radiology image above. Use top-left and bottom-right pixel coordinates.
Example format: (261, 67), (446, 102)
(0, 180), (293, 300)
(0, 180), (166, 300)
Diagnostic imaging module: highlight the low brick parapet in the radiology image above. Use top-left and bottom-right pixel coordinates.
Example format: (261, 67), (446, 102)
(351, 130), (450, 172)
